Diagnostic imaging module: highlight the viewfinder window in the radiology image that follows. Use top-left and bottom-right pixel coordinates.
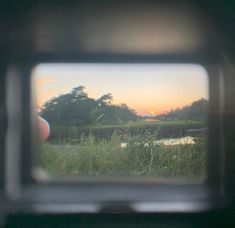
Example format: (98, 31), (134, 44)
(32, 64), (208, 182)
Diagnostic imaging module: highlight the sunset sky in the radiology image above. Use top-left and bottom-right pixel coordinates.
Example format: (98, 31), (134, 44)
(32, 64), (209, 116)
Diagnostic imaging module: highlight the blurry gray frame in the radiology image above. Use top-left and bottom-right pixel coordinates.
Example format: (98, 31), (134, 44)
(3, 56), (225, 214)
(1, 0), (233, 215)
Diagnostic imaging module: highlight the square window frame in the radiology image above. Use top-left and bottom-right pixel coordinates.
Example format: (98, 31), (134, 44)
(4, 54), (227, 214)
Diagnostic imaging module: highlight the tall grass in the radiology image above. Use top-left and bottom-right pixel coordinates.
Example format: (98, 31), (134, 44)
(40, 131), (206, 179)
(47, 120), (205, 143)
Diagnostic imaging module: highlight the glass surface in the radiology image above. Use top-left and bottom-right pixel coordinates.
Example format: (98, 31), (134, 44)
(32, 63), (208, 182)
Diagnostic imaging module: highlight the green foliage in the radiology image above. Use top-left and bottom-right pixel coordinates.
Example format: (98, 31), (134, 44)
(47, 120), (204, 144)
(40, 86), (137, 126)
(40, 132), (206, 179)
(39, 88), (207, 180)
(157, 98), (209, 121)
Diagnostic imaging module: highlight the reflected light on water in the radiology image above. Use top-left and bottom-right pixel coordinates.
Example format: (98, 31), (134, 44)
(120, 136), (195, 148)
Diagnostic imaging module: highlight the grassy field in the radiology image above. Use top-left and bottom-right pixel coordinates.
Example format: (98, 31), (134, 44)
(48, 119), (205, 144)
(86, 119), (203, 129)
(40, 131), (207, 180)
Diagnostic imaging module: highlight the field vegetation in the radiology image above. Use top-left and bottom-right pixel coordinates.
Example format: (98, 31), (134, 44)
(41, 132), (206, 179)
(39, 85), (208, 180)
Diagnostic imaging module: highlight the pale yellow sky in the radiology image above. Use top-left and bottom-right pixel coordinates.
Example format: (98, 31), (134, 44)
(32, 64), (209, 116)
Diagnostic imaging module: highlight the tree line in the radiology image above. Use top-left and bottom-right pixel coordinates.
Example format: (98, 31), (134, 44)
(156, 98), (209, 121)
(40, 86), (138, 126)
(40, 85), (208, 127)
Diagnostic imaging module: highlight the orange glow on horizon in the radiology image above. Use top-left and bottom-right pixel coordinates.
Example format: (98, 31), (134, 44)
(149, 111), (156, 115)
(125, 97), (201, 116)
(36, 89), (198, 115)
(35, 85), (207, 115)
(33, 63), (208, 116)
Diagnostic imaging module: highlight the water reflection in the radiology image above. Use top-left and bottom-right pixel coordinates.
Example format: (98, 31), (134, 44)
(156, 136), (195, 146)
(121, 136), (195, 148)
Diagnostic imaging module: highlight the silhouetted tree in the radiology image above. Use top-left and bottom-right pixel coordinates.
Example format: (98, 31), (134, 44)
(40, 85), (138, 126)
(157, 98), (208, 121)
